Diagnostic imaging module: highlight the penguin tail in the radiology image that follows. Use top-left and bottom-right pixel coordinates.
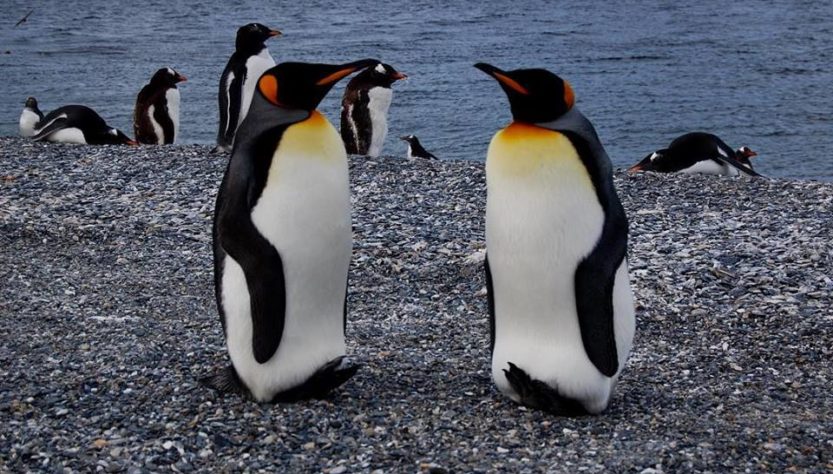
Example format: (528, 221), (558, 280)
(200, 365), (247, 396)
(271, 356), (360, 403)
(503, 362), (589, 416)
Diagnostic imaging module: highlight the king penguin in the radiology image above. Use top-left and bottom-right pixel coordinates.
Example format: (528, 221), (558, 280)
(214, 23), (282, 153)
(628, 132), (761, 177)
(19, 97), (43, 138)
(206, 59), (379, 403)
(133, 67), (187, 145)
(475, 63), (636, 415)
(340, 62), (407, 157)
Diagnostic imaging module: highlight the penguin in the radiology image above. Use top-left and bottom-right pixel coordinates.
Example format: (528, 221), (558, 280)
(214, 23), (282, 153)
(30, 105), (135, 145)
(205, 58), (379, 403)
(133, 67), (187, 145)
(19, 97), (44, 138)
(475, 63), (636, 415)
(628, 132), (761, 177)
(340, 62), (407, 157)
(399, 135), (437, 160)
(735, 146), (758, 172)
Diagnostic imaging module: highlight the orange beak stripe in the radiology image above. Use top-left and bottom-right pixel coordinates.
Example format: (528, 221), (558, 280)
(563, 81), (575, 109)
(259, 74), (279, 104)
(493, 71), (528, 95)
(316, 67), (357, 86)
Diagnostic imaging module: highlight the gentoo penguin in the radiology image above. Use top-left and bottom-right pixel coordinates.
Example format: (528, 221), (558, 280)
(628, 132), (761, 177)
(133, 67), (187, 144)
(735, 146), (758, 172)
(30, 105), (135, 145)
(340, 62), (407, 156)
(19, 97), (43, 137)
(475, 63), (636, 415)
(206, 59), (378, 403)
(399, 135), (437, 159)
(214, 23), (282, 153)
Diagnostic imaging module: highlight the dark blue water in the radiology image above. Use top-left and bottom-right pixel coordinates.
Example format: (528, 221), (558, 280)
(2, 1), (832, 179)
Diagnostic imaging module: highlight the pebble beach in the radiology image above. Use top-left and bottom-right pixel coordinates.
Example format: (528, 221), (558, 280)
(1, 137), (831, 472)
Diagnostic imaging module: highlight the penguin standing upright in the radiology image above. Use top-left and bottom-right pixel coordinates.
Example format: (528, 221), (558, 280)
(133, 68), (187, 145)
(19, 97), (43, 138)
(340, 62), (406, 157)
(628, 132), (761, 177)
(29, 104), (135, 145)
(214, 23), (282, 153)
(206, 59), (378, 403)
(475, 63), (636, 415)
(399, 134), (438, 160)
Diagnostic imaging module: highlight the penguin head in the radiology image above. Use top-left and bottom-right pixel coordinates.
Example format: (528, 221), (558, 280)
(475, 63), (575, 123)
(101, 128), (138, 146)
(256, 59), (379, 112)
(400, 134), (417, 143)
(236, 23), (281, 53)
(735, 146), (757, 166)
(24, 97), (39, 110)
(628, 150), (667, 173)
(350, 62), (407, 89)
(150, 68), (187, 88)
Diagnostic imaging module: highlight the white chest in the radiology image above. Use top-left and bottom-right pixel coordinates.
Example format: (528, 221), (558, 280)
(49, 127), (86, 144)
(19, 109), (40, 137)
(366, 86), (392, 157)
(682, 158), (735, 176)
(239, 49), (276, 126)
(166, 88), (180, 142)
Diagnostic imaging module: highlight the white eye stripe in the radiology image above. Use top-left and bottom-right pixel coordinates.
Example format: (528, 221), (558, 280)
(649, 152), (660, 162)
(374, 63), (386, 74)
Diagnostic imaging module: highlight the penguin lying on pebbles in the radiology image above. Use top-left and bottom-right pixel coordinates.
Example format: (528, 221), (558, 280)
(399, 135), (437, 159)
(133, 67), (187, 145)
(27, 103), (135, 145)
(629, 132), (761, 177)
(476, 62), (635, 415)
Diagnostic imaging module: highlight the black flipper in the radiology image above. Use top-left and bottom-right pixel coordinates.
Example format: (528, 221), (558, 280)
(713, 153), (763, 177)
(503, 362), (588, 416)
(201, 365), (247, 396)
(271, 356), (360, 403)
(484, 255), (496, 356)
(214, 125), (291, 364)
(153, 101), (176, 144)
(31, 117), (69, 141)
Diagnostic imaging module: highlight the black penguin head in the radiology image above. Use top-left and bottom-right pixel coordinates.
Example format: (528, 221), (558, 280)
(628, 150), (667, 173)
(256, 59), (379, 112)
(735, 146), (758, 166)
(150, 68), (187, 88)
(349, 62), (407, 89)
(474, 63), (575, 123)
(24, 97), (39, 109)
(100, 128), (137, 146)
(236, 23), (281, 53)
(400, 134), (417, 143)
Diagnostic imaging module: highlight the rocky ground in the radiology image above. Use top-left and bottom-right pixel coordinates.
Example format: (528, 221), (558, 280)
(0, 137), (831, 473)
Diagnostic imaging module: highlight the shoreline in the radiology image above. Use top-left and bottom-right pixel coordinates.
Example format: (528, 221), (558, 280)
(1, 138), (831, 472)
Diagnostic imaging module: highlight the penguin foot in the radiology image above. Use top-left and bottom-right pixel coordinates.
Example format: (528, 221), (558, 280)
(271, 356), (360, 403)
(201, 365), (246, 396)
(503, 362), (589, 416)
(210, 145), (231, 154)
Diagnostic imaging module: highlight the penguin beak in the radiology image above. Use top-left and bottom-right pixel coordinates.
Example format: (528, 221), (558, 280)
(391, 72), (408, 81)
(316, 59), (378, 86)
(747, 150), (758, 158)
(627, 157), (653, 174)
(176, 74), (187, 83)
(269, 29), (282, 37)
(127, 139), (139, 146)
(474, 62), (529, 95)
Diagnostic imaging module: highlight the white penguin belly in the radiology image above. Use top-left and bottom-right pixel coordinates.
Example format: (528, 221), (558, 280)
(486, 125), (633, 413)
(682, 158), (734, 175)
(238, 49), (276, 129)
(366, 86), (392, 157)
(48, 127), (87, 144)
(166, 88), (180, 143)
(19, 109), (40, 137)
(222, 113), (351, 402)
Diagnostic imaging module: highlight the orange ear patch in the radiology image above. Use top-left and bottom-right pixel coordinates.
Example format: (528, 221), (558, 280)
(563, 80), (575, 109)
(316, 67), (356, 86)
(493, 72), (529, 95)
(259, 75), (279, 104)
